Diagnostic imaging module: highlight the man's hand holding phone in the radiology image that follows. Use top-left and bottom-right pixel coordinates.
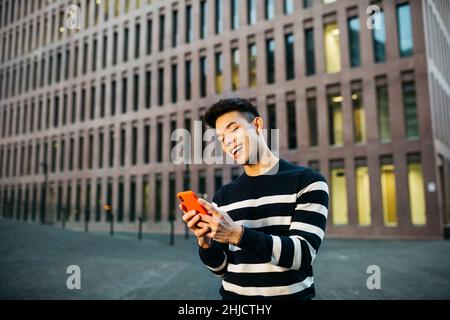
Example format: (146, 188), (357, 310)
(181, 208), (212, 249)
(178, 190), (243, 248)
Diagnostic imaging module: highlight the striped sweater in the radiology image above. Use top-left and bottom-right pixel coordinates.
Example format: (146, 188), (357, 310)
(199, 159), (329, 300)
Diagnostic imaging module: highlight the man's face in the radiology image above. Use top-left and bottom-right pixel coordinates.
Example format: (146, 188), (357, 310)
(215, 111), (259, 165)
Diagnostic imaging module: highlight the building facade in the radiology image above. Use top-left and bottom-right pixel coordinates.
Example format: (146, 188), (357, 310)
(0, 0), (449, 238)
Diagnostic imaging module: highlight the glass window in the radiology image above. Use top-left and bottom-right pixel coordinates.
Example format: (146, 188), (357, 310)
(120, 127), (126, 166)
(265, 0), (275, 20)
(200, 1), (208, 39)
(231, 0), (239, 30)
(157, 122), (163, 162)
(185, 60), (192, 100)
(159, 14), (165, 52)
(324, 22), (341, 73)
(200, 56), (207, 97)
(132, 126), (138, 165)
(377, 84), (390, 141)
(381, 160), (397, 226)
(248, 43), (257, 88)
(215, 0), (223, 34)
(145, 71), (151, 108)
(305, 28), (315, 76)
(323, 0), (337, 4)
(266, 39), (275, 84)
(284, 0), (294, 15)
(144, 124), (150, 164)
(109, 130), (114, 167)
(133, 74), (139, 111)
(171, 64), (177, 104)
(267, 103), (276, 149)
(247, 0), (257, 25)
(352, 89), (366, 143)
(307, 96), (318, 147)
(155, 174), (162, 222)
(407, 154), (426, 225)
(215, 52), (223, 94)
(231, 48), (240, 91)
(403, 80), (419, 139)
(285, 33), (295, 80)
(123, 26), (129, 62)
(95, 180), (101, 222)
(146, 18), (152, 55)
(356, 162), (371, 226)
(287, 100), (297, 149)
(129, 178), (136, 222)
(142, 176), (149, 221)
(330, 162), (348, 225)
(158, 67), (164, 106)
(348, 17), (361, 68)
(186, 5), (193, 43)
(122, 76), (127, 114)
(135, 23), (140, 58)
(118, 178), (124, 222)
(172, 10), (178, 48)
(328, 94), (344, 146)
(372, 10), (386, 63)
(397, 3), (413, 57)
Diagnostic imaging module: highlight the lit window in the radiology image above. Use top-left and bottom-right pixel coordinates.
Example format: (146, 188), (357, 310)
(328, 93), (344, 146)
(231, 48), (240, 91)
(355, 162), (371, 226)
(330, 162), (348, 225)
(215, 52), (223, 94)
(407, 154), (426, 225)
(352, 90), (366, 143)
(324, 22), (341, 73)
(381, 159), (397, 226)
(248, 43), (257, 87)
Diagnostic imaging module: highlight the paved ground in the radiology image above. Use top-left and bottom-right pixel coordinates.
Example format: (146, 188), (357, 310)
(1, 217), (450, 300)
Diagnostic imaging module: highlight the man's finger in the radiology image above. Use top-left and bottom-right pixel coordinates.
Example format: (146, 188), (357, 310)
(199, 214), (213, 224)
(187, 214), (200, 229)
(198, 198), (221, 218)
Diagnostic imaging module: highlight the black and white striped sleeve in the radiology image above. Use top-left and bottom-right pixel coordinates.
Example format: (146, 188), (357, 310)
(237, 170), (329, 270)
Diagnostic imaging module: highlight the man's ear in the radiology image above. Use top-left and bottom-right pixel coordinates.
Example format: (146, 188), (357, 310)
(253, 117), (264, 135)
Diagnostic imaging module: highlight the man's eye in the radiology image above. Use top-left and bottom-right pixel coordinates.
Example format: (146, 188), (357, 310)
(232, 127), (238, 132)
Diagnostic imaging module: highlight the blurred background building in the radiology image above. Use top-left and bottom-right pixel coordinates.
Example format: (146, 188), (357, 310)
(0, 0), (449, 238)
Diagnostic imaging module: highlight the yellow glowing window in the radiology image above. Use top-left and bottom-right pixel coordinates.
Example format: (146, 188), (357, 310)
(356, 165), (371, 226)
(215, 52), (223, 94)
(408, 161), (426, 225)
(328, 94), (344, 146)
(324, 22), (341, 73)
(136, 0), (142, 8)
(103, 0), (109, 20)
(381, 164), (398, 226)
(331, 167), (348, 225)
(231, 48), (240, 91)
(114, 0), (120, 16)
(352, 91), (366, 143)
(248, 44), (257, 88)
(125, 0), (130, 13)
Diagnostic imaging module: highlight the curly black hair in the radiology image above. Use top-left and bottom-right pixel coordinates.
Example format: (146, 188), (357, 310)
(204, 98), (260, 128)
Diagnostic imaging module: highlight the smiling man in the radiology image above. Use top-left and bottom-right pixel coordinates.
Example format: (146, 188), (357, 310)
(181, 98), (329, 300)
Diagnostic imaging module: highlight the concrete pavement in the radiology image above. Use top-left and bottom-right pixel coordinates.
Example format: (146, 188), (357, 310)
(1, 217), (449, 300)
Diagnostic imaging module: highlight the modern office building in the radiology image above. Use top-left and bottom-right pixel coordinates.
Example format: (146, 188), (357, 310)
(0, 0), (449, 238)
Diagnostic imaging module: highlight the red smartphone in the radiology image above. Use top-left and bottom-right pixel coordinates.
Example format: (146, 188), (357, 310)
(177, 190), (210, 215)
